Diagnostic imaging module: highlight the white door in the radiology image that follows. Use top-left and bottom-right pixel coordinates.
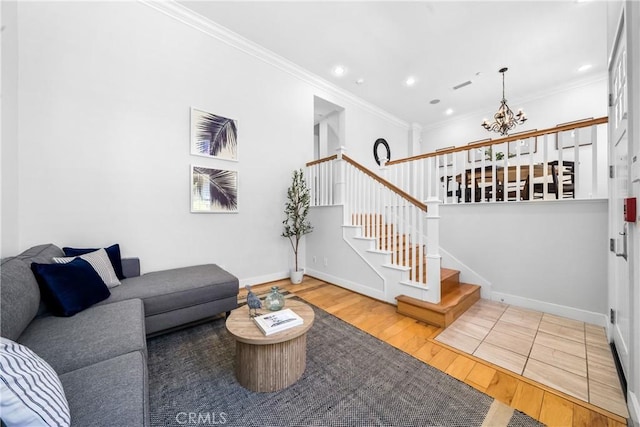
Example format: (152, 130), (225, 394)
(609, 12), (630, 379)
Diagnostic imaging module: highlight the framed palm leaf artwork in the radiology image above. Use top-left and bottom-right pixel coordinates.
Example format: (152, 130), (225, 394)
(190, 107), (238, 161)
(191, 166), (238, 213)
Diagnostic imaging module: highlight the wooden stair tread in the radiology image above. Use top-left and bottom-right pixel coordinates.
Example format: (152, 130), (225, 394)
(395, 283), (481, 328)
(440, 268), (459, 282)
(396, 283), (479, 313)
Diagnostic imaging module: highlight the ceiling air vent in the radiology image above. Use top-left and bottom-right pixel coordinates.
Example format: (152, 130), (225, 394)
(452, 80), (472, 90)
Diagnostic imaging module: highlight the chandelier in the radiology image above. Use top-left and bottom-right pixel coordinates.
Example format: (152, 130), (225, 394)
(481, 67), (527, 136)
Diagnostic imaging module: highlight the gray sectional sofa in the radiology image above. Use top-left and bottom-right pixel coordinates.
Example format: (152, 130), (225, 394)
(1, 243), (239, 426)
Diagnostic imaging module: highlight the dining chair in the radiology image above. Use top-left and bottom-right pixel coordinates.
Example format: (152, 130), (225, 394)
(550, 160), (575, 199)
(442, 175), (462, 203)
(529, 165), (555, 200)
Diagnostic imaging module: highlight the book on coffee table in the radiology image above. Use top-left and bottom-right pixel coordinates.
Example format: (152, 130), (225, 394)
(253, 308), (304, 336)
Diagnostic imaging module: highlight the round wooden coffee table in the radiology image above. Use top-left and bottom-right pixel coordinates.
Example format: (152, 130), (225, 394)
(225, 299), (315, 392)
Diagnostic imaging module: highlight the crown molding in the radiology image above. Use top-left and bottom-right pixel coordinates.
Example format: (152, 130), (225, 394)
(139, 0), (410, 129)
(422, 73), (608, 132)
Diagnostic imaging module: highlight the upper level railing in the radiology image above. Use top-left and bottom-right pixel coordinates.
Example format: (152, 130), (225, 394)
(384, 116), (608, 204)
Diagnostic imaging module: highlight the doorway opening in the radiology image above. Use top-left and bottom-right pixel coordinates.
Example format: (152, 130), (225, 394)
(314, 96), (345, 160)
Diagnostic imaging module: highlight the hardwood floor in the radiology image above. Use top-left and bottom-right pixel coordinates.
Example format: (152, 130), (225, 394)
(241, 277), (628, 427)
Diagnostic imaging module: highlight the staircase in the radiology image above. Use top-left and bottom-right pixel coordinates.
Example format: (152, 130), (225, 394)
(308, 151), (481, 328)
(349, 211), (481, 328)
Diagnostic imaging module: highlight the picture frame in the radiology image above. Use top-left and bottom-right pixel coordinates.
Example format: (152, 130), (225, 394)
(508, 137), (537, 157)
(436, 146), (455, 167)
(190, 107), (238, 161)
(555, 119), (594, 149)
(466, 138), (492, 163)
(191, 165), (238, 213)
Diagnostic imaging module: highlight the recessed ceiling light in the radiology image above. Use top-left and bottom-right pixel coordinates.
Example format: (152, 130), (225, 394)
(405, 76), (416, 87)
(430, 99), (441, 105)
(355, 78), (365, 85)
(333, 65), (346, 76)
(445, 108), (454, 115)
(578, 64), (592, 72)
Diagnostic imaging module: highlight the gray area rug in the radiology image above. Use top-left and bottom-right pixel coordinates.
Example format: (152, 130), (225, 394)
(147, 301), (541, 427)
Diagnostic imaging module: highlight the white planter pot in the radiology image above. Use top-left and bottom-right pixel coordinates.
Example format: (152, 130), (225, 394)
(290, 269), (304, 284)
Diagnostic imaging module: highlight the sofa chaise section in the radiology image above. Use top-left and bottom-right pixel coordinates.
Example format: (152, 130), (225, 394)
(102, 262), (239, 334)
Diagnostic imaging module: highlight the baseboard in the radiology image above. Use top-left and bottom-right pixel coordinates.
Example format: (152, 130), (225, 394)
(491, 291), (607, 326)
(306, 268), (386, 301)
(439, 245), (492, 297)
(239, 271), (289, 288)
(629, 391), (640, 426)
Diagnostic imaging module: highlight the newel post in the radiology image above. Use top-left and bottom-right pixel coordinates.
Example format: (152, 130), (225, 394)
(425, 197), (441, 304)
(334, 146), (347, 206)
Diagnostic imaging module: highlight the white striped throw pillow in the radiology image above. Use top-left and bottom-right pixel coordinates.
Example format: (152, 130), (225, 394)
(53, 248), (121, 288)
(0, 337), (71, 427)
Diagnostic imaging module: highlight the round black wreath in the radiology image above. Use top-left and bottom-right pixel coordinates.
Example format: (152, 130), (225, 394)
(373, 138), (391, 166)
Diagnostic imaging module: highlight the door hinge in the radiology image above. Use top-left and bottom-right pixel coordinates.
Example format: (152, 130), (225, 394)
(610, 308), (616, 324)
(610, 165), (615, 179)
(609, 93), (613, 107)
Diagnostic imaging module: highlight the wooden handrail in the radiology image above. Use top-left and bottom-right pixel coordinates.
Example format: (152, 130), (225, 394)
(386, 116), (608, 166)
(306, 155), (337, 167)
(341, 154), (427, 212)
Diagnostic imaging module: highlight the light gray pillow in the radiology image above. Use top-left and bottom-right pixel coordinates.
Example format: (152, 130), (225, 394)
(53, 248), (121, 288)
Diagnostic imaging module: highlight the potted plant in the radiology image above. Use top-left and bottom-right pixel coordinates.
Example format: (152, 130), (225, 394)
(282, 169), (313, 284)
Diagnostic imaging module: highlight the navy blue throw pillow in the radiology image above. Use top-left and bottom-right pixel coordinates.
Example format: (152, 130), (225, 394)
(31, 258), (111, 317)
(63, 243), (125, 280)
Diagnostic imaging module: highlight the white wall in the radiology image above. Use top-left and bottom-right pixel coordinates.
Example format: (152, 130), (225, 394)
(305, 206), (384, 297)
(1, 0), (20, 256)
(440, 199), (609, 325)
(1, 1), (409, 285)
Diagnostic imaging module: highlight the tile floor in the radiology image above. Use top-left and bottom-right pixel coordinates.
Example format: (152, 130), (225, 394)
(435, 299), (629, 418)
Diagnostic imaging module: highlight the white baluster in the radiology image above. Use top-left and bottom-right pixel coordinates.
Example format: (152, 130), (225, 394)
(469, 148), (475, 204)
(403, 199), (409, 276)
(369, 176), (375, 238)
(592, 124), (598, 197)
(574, 128), (580, 198)
(543, 134), (549, 199)
(412, 205), (418, 283)
(480, 146), (486, 202)
(515, 141), (521, 201)
(490, 145), (497, 203)
(426, 157), (433, 200)
(557, 132), (564, 199)
(331, 161), (335, 204)
(418, 205), (424, 284)
(528, 138), (534, 201)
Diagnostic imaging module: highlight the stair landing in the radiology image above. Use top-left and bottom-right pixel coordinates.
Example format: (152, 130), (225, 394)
(396, 282), (481, 328)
